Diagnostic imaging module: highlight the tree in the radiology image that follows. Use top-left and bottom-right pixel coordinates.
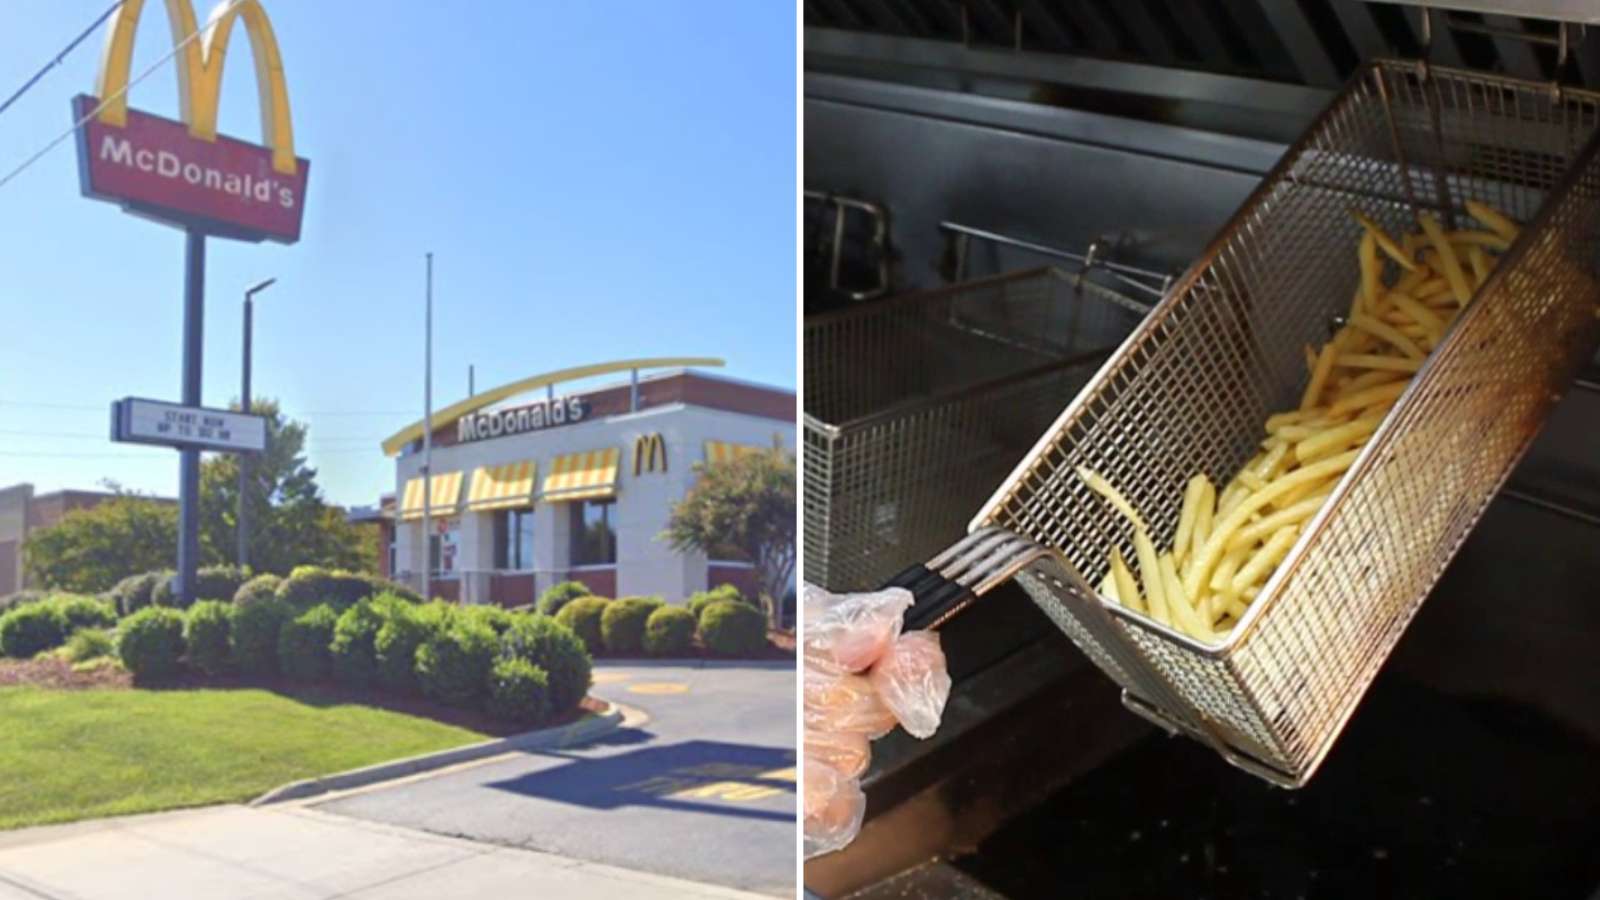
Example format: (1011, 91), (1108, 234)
(23, 494), (176, 593)
(24, 400), (368, 592)
(198, 399), (368, 575)
(663, 448), (795, 628)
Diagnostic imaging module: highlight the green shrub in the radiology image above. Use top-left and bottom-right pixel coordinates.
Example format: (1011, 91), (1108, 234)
(698, 600), (768, 656)
(364, 577), (422, 605)
(643, 606), (696, 656)
(537, 580), (591, 617)
(687, 584), (750, 621)
(331, 599), (384, 688)
(276, 566), (339, 611)
(194, 565), (247, 605)
(278, 603), (338, 681)
(600, 597), (665, 655)
(0, 589), (47, 615)
(63, 628), (114, 663)
(118, 607), (185, 680)
(500, 615), (592, 714)
(556, 597), (609, 654)
(373, 598), (449, 693)
(463, 604), (514, 635)
(0, 603), (68, 658)
(415, 621), (497, 706)
(184, 601), (233, 675)
(232, 597), (291, 676)
(54, 594), (117, 632)
(232, 573), (282, 607)
(486, 657), (551, 723)
(108, 571), (168, 617)
(148, 573), (182, 609)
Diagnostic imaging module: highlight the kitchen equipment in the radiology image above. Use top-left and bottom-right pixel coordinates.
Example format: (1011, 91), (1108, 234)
(887, 58), (1600, 787)
(804, 266), (1147, 592)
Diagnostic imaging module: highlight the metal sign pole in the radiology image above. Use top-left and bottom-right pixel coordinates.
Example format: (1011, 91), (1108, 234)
(421, 252), (433, 602)
(238, 290), (252, 570)
(177, 229), (205, 607)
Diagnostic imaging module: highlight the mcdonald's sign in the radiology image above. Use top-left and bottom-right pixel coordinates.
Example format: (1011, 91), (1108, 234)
(634, 433), (668, 476)
(73, 0), (309, 244)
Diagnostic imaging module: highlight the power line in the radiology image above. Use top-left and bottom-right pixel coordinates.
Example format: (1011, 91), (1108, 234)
(0, 1), (123, 121)
(0, 0), (245, 192)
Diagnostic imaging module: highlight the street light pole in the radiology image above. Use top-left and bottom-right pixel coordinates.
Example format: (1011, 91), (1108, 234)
(239, 277), (276, 571)
(422, 253), (434, 602)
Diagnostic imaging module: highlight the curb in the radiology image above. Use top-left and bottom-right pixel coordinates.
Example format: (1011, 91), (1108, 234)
(251, 700), (625, 806)
(595, 658), (796, 670)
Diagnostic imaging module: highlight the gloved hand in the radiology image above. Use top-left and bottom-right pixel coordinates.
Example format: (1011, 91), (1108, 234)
(803, 583), (952, 859)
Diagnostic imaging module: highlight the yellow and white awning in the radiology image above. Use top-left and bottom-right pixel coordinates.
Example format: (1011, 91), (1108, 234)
(468, 460), (537, 511)
(542, 448), (620, 502)
(399, 470), (465, 520)
(704, 441), (764, 465)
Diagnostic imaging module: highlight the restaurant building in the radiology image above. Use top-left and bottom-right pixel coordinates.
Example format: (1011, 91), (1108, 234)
(373, 359), (794, 606)
(0, 484), (175, 596)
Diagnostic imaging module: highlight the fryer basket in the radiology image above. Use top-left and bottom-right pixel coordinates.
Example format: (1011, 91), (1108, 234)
(934, 61), (1600, 786)
(804, 267), (1147, 592)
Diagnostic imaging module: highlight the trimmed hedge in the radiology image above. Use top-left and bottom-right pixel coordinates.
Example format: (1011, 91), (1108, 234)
(150, 564), (244, 610)
(55, 594), (116, 632)
(537, 580), (590, 617)
(331, 599), (384, 688)
(0, 603), (68, 658)
(108, 572), (168, 617)
(0, 589), (47, 615)
(600, 597), (665, 655)
(555, 597), (609, 654)
(463, 604), (514, 636)
(277, 566), (404, 613)
(233, 573), (283, 607)
(486, 657), (550, 723)
(63, 628), (114, 664)
(415, 621), (497, 706)
(232, 597), (291, 676)
(698, 600), (767, 656)
(687, 584), (750, 621)
(278, 603), (338, 681)
(500, 615), (592, 714)
(643, 606), (696, 656)
(118, 607), (185, 680)
(184, 600), (233, 675)
(374, 602), (428, 693)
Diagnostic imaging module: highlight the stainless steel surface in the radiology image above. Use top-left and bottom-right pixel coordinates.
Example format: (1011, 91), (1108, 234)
(803, 267), (1144, 592)
(805, 190), (892, 302)
(941, 221), (1174, 299)
(1374, 0), (1600, 23)
(961, 61), (1600, 786)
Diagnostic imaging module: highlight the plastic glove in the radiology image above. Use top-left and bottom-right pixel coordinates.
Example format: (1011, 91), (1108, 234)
(803, 583), (952, 859)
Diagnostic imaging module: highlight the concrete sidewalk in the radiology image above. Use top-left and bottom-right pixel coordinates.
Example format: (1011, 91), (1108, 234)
(0, 805), (769, 899)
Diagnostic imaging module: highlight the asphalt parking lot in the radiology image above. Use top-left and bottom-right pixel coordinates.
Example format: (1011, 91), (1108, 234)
(314, 661), (796, 897)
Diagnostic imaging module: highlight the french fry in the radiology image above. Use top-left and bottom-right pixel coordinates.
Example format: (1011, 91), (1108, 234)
(1110, 547), (1143, 615)
(1161, 553), (1212, 640)
(1337, 353), (1422, 374)
(1100, 570), (1119, 603)
(1295, 414), (1383, 464)
(1132, 528), (1169, 627)
(1386, 291), (1446, 340)
(1078, 466), (1149, 533)
(1358, 231), (1383, 313)
(1190, 477), (1215, 565)
(1352, 210), (1417, 271)
(1172, 474), (1208, 568)
(1418, 213), (1472, 305)
(1225, 489), (1333, 551)
(1328, 380), (1406, 415)
(1447, 228), (1510, 252)
(1231, 526), (1301, 595)
(1300, 343), (1338, 411)
(1465, 199), (1519, 242)
(1349, 313), (1425, 360)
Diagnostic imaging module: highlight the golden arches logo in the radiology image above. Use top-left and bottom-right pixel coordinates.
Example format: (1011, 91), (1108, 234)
(95, 0), (296, 175)
(634, 433), (668, 476)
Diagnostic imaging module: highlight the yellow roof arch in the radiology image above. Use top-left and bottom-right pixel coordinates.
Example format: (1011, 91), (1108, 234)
(381, 357), (724, 457)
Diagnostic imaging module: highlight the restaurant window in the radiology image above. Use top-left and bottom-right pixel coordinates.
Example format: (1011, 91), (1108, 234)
(494, 508), (536, 571)
(570, 499), (617, 566)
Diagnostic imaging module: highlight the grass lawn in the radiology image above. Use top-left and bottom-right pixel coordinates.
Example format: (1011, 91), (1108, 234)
(0, 686), (489, 830)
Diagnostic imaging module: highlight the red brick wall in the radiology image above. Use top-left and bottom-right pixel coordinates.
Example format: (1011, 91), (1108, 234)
(490, 573), (537, 608)
(707, 564), (760, 600)
(570, 568), (617, 598)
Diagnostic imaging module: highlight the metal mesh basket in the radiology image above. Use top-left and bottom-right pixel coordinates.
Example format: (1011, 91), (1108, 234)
(964, 61), (1600, 786)
(804, 268), (1147, 592)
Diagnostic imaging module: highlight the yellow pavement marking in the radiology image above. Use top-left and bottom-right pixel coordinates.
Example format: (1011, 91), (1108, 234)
(626, 682), (689, 695)
(615, 761), (797, 803)
(591, 671), (632, 685)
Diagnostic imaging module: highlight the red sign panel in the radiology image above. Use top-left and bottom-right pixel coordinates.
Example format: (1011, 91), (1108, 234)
(73, 94), (310, 244)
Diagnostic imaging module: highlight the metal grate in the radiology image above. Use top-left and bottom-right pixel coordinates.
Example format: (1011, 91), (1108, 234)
(968, 60), (1600, 785)
(804, 268), (1145, 592)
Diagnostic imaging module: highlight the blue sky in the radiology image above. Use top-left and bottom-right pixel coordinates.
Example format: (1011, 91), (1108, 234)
(0, 1), (796, 507)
